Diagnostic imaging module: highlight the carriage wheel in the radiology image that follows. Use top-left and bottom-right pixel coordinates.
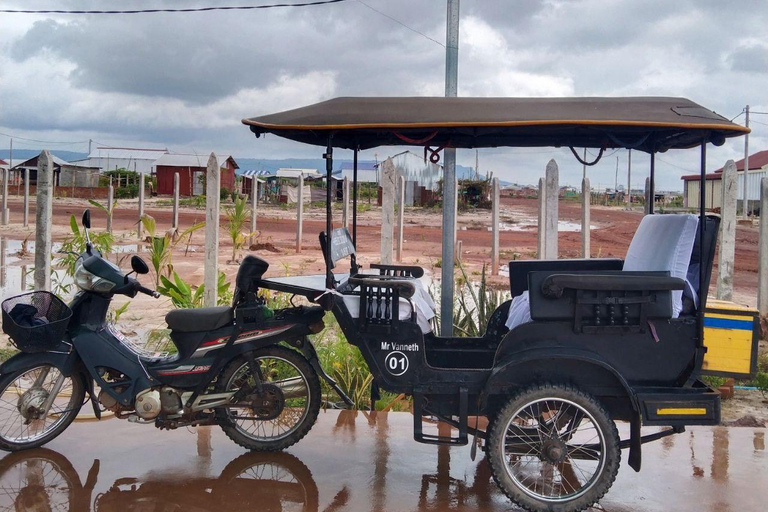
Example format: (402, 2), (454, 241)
(486, 383), (620, 512)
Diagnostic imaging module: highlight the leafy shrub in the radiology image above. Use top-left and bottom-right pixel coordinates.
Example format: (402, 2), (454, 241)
(220, 187), (231, 201)
(114, 184), (139, 199)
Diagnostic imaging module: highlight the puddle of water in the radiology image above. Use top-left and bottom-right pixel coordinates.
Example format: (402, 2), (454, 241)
(495, 220), (596, 232)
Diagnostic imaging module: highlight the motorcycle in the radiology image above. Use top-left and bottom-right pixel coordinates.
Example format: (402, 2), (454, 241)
(0, 209), (350, 452)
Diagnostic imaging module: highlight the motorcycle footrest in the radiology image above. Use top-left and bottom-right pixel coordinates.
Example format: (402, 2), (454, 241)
(412, 387), (468, 446)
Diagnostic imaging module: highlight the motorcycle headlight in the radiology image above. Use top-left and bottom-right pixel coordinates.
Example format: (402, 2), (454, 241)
(74, 258), (116, 293)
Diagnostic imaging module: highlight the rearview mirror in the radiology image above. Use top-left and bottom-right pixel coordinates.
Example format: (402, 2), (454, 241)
(82, 209), (91, 229)
(131, 255), (149, 275)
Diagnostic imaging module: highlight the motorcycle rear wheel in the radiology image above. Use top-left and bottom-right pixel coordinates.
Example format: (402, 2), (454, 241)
(216, 346), (321, 451)
(0, 365), (84, 452)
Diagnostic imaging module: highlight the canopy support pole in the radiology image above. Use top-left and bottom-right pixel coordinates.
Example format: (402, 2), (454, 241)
(324, 137), (334, 289)
(648, 153), (655, 215)
(351, 147), (359, 274)
(699, 142), (707, 311)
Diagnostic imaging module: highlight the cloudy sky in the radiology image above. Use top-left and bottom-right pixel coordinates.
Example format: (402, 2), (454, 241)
(1, 0), (766, 190)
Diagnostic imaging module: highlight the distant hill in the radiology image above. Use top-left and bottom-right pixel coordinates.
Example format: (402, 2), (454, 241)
(0, 149), (87, 164)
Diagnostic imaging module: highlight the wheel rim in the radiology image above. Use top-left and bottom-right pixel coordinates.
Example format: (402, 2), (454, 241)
(0, 366), (79, 446)
(224, 355), (311, 442)
(227, 457), (312, 510)
(501, 397), (606, 503)
(0, 453), (75, 512)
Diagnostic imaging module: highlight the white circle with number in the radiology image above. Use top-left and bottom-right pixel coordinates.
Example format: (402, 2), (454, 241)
(384, 351), (409, 376)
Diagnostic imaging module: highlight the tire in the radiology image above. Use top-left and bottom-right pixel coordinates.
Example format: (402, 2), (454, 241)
(216, 345), (321, 452)
(486, 383), (620, 512)
(0, 365), (85, 452)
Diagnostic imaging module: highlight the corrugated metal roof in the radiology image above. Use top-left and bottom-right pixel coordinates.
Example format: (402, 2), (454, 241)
(154, 153), (234, 168)
(713, 149), (768, 173)
(339, 161), (377, 171)
(240, 169), (272, 177)
(88, 147), (168, 160)
(276, 168), (320, 178)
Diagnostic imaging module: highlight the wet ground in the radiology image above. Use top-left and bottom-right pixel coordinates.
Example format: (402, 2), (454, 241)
(0, 410), (764, 512)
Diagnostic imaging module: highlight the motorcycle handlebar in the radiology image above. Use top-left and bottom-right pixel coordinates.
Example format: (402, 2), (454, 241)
(136, 284), (160, 298)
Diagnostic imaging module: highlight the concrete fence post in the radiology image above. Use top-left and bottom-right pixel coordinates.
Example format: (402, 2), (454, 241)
(107, 180), (114, 234)
(23, 168), (29, 227)
(380, 158), (395, 264)
(544, 159), (559, 259)
(34, 150), (53, 291)
(172, 172), (180, 231)
(491, 177), (500, 275)
(757, 178), (768, 317)
(204, 153), (220, 308)
(296, 174), (304, 253)
(454, 175), (459, 246)
(396, 175), (405, 262)
(342, 177), (349, 229)
(250, 177), (258, 246)
(582, 177), (591, 258)
(537, 177), (546, 260)
(1, 168), (8, 225)
(716, 160), (737, 301)
(138, 172), (145, 240)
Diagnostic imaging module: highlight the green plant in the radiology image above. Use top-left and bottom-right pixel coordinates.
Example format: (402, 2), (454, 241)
(703, 375), (726, 388)
(220, 187), (231, 202)
(88, 198), (118, 228)
(141, 214), (204, 286)
(158, 270), (231, 308)
(754, 372), (768, 398)
(108, 302), (130, 323)
(114, 184), (139, 199)
(58, 215), (115, 277)
(226, 195), (253, 262)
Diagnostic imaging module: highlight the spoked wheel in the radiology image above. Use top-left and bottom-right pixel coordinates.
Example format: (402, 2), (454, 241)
(0, 365), (84, 452)
(218, 451), (319, 512)
(0, 448), (79, 512)
(487, 383), (620, 512)
(216, 346), (321, 451)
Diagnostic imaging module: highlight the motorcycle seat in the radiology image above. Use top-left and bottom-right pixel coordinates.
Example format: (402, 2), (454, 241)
(166, 306), (233, 333)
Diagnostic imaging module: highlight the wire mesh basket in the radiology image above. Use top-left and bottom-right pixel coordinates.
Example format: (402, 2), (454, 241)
(1, 291), (72, 353)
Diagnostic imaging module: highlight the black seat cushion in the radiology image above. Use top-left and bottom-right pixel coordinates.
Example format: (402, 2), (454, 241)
(166, 306), (233, 333)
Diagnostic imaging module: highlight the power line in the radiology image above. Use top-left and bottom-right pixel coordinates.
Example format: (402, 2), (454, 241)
(0, 0), (347, 15)
(0, 131), (89, 145)
(355, 0), (445, 48)
(750, 119), (768, 127)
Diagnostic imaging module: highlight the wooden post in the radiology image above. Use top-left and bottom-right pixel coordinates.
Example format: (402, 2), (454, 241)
(537, 177), (546, 260)
(296, 173), (304, 253)
(23, 168), (29, 227)
(138, 172), (145, 239)
(204, 153), (220, 307)
(249, 177), (258, 246)
(757, 178), (768, 317)
(396, 175), (405, 262)
(380, 158), (395, 264)
(491, 177), (500, 275)
(717, 160), (737, 301)
(582, 177), (591, 258)
(342, 176), (349, 229)
(172, 172), (180, 230)
(544, 159), (559, 259)
(34, 150), (54, 291)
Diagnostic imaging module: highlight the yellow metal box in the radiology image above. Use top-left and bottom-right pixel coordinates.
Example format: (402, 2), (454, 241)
(701, 300), (760, 379)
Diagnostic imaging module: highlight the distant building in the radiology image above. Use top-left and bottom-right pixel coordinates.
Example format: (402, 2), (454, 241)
(154, 153), (238, 196)
(59, 162), (101, 188)
(73, 147), (168, 174)
(333, 161), (379, 183)
(377, 151), (443, 206)
(11, 154), (68, 185)
(681, 149), (768, 212)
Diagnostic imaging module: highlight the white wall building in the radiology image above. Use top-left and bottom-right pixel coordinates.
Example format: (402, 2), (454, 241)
(72, 147), (168, 174)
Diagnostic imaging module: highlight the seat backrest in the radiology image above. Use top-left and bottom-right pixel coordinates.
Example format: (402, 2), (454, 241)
(682, 215), (720, 314)
(233, 255), (270, 305)
(623, 214), (698, 317)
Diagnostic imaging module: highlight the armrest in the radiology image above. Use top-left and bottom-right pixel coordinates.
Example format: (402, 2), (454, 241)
(347, 276), (416, 299)
(541, 273), (686, 299)
(509, 258), (623, 296)
(370, 263), (424, 278)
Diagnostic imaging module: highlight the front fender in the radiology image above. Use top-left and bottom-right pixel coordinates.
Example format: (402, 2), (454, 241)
(1, 350), (83, 378)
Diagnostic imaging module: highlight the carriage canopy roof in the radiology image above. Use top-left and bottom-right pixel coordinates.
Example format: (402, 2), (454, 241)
(243, 96), (748, 153)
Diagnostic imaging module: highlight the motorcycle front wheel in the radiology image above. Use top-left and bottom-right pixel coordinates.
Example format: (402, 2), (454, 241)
(0, 365), (84, 452)
(216, 346), (321, 452)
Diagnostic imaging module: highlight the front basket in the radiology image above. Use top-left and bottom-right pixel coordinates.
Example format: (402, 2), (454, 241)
(1, 291), (72, 353)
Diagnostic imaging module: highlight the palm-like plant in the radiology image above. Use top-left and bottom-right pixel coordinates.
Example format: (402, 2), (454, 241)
(226, 196), (255, 262)
(140, 214), (204, 287)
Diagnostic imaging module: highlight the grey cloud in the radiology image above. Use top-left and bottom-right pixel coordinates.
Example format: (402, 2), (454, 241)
(727, 44), (768, 74)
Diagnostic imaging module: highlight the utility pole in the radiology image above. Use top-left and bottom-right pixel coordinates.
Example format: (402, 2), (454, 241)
(627, 149), (632, 207)
(88, 138), (92, 155)
(440, 0), (459, 337)
(743, 105), (750, 218)
(582, 148), (586, 180)
(614, 156), (619, 204)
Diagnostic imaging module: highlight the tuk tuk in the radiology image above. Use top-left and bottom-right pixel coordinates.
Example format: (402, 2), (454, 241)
(240, 97), (753, 512)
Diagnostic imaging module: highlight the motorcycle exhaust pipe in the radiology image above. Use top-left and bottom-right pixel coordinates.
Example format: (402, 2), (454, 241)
(273, 377), (308, 399)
